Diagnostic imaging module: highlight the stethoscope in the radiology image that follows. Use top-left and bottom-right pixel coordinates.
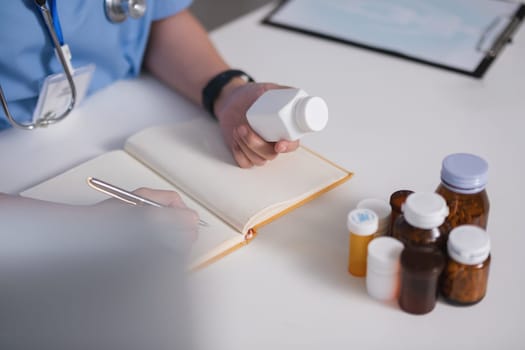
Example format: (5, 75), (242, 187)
(0, 0), (146, 130)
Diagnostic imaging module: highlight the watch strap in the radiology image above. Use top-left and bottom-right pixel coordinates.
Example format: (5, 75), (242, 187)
(202, 69), (254, 119)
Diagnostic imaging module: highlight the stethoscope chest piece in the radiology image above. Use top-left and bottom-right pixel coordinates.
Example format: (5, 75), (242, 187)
(105, 0), (147, 23)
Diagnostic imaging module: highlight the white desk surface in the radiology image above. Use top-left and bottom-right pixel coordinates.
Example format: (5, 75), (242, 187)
(1, 4), (524, 349)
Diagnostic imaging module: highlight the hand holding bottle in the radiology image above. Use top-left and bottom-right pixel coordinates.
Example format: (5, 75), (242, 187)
(247, 88), (329, 142)
(214, 82), (301, 168)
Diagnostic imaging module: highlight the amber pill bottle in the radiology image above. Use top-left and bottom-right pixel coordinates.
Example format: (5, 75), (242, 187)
(441, 225), (491, 305)
(347, 208), (378, 277)
(436, 153), (490, 233)
(389, 190), (414, 236)
(399, 247), (445, 315)
(392, 192), (449, 251)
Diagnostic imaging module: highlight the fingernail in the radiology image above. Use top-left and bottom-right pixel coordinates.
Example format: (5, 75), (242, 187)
(276, 144), (287, 153)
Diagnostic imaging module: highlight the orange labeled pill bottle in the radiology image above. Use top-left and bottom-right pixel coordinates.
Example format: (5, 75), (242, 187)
(347, 208), (378, 277)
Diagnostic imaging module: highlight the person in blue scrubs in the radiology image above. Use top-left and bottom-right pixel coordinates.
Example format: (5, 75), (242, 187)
(0, 0), (299, 168)
(1, 2), (299, 346)
(0, 1), (301, 217)
(0, 0), (306, 240)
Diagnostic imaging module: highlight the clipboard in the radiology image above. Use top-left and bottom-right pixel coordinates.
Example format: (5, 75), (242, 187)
(263, 0), (525, 78)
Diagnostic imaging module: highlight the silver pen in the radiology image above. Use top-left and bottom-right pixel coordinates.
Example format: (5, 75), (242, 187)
(87, 177), (207, 227)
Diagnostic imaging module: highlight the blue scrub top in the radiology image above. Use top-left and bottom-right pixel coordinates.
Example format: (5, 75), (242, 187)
(0, 0), (192, 130)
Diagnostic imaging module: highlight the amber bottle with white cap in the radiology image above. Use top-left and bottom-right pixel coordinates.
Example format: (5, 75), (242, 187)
(347, 208), (378, 277)
(246, 88), (329, 141)
(392, 192), (449, 251)
(441, 225), (491, 305)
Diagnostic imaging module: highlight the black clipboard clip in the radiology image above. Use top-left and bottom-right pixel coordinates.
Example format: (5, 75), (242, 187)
(472, 7), (524, 78)
(477, 15), (522, 58)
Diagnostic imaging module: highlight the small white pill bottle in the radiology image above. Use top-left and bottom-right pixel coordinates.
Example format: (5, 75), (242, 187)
(246, 88), (328, 141)
(366, 237), (405, 301)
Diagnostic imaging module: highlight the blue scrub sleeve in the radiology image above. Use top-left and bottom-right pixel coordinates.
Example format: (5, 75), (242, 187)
(152, 0), (194, 20)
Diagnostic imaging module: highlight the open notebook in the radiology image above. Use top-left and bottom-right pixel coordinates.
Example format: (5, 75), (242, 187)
(22, 117), (352, 269)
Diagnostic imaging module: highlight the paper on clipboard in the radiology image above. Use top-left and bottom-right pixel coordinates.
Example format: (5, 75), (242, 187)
(265, 0), (524, 77)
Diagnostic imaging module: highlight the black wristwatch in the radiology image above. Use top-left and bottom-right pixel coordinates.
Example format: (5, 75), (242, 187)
(202, 69), (254, 119)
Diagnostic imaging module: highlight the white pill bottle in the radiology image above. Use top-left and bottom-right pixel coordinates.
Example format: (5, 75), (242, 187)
(246, 88), (329, 141)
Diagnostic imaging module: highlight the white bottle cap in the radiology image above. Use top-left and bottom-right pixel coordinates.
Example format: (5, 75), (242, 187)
(402, 192), (449, 229)
(357, 198), (392, 235)
(294, 96), (329, 132)
(347, 208), (378, 236)
(447, 225), (490, 265)
(367, 237), (404, 274)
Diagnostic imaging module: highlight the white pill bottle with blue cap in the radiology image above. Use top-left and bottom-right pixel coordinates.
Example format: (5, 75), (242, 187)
(246, 88), (328, 142)
(436, 153), (490, 234)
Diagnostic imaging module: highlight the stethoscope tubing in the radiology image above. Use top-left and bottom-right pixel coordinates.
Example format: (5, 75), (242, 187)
(0, 0), (76, 130)
(0, 0), (146, 130)
(49, 0), (65, 46)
